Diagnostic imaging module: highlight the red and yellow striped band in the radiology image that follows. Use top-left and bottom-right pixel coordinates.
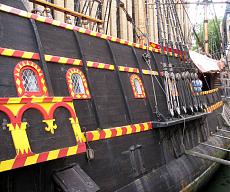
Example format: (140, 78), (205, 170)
(205, 101), (223, 113)
(0, 47), (83, 66)
(199, 88), (219, 95)
(0, 97), (223, 173)
(87, 61), (115, 70)
(84, 122), (152, 142)
(142, 69), (159, 76)
(0, 47), (161, 76)
(118, 66), (139, 73)
(0, 143), (86, 172)
(0, 3), (173, 55)
(45, 54), (83, 66)
(0, 47), (39, 60)
(0, 96), (72, 104)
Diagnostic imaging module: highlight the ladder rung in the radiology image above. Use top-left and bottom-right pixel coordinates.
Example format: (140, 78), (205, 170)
(29, 0), (104, 24)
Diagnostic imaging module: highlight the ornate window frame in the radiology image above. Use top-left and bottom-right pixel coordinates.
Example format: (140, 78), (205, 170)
(14, 60), (48, 97)
(66, 68), (91, 99)
(130, 74), (146, 99)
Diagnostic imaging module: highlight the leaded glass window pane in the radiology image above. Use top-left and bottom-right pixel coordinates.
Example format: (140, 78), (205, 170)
(71, 73), (85, 94)
(22, 69), (40, 92)
(134, 79), (142, 95)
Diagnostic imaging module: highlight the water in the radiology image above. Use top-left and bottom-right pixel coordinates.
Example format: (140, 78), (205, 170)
(200, 164), (230, 192)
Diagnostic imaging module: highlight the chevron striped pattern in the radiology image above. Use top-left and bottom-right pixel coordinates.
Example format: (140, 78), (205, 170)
(0, 143), (86, 172)
(0, 3), (178, 55)
(45, 54), (83, 65)
(142, 69), (159, 76)
(0, 47), (84, 66)
(87, 61), (115, 70)
(0, 47), (39, 60)
(0, 47), (165, 77)
(118, 66), (139, 73)
(84, 122), (152, 142)
(206, 101), (224, 113)
(199, 88), (219, 95)
(0, 96), (72, 104)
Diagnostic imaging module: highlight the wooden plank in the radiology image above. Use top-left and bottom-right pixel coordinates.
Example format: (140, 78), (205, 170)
(29, 0), (104, 24)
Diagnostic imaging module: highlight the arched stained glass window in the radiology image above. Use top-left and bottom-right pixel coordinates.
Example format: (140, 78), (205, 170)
(130, 74), (146, 98)
(66, 68), (91, 99)
(71, 73), (85, 94)
(133, 78), (143, 95)
(22, 69), (40, 92)
(14, 60), (48, 97)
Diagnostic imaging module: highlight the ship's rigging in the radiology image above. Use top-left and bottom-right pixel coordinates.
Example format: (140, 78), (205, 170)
(28, 0), (226, 118)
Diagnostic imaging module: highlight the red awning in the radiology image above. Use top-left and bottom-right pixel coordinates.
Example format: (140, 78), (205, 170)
(189, 50), (222, 73)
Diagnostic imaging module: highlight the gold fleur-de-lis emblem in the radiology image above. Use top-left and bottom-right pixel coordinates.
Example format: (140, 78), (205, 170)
(43, 119), (57, 134)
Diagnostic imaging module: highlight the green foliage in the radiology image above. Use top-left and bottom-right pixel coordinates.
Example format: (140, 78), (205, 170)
(195, 19), (222, 59)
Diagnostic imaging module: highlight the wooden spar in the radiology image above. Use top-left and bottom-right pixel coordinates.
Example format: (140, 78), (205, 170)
(185, 150), (230, 166)
(204, 0), (209, 54)
(212, 133), (230, 140)
(29, 0), (104, 24)
(200, 143), (230, 152)
(218, 129), (230, 133)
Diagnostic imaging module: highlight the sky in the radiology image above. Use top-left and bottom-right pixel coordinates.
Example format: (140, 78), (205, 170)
(188, 0), (227, 25)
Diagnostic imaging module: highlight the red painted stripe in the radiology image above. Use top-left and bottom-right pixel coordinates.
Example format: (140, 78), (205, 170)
(147, 122), (152, 129)
(60, 22), (67, 28)
(121, 127), (127, 135)
(131, 125), (136, 133)
(50, 56), (60, 62)
(93, 62), (99, 68)
(140, 124), (145, 132)
(58, 148), (68, 158)
(43, 97), (54, 103)
(32, 53), (40, 60)
(77, 143), (86, 154)
(0, 98), (9, 103)
(13, 50), (24, 57)
(110, 128), (117, 137)
(45, 18), (53, 24)
(0, 48), (4, 54)
(99, 130), (106, 139)
(62, 97), (73, 102)
(133, 68), (138, 73)
(21, 97), (33, 103)
(12, 156), (27, 169)
(96, 32), (102, 38)
(85, 29), (91, 34)
(37, 152), (49, 163)
(67, 58), (74, 64)
(104, 64), (110, 69)
(115, 38), (120, 42)
(86, 132), (94, 141)
(107, 36), (112, 40)
(31, 14), (39, 20)
(73, 26), (80, 31)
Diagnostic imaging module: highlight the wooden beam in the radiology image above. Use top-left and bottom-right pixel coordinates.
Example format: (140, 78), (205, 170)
(29, 0), (104, 24)
(185, 150), (230, 166)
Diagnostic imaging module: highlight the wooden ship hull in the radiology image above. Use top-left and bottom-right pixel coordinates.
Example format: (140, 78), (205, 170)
(0, 0), (229, 191)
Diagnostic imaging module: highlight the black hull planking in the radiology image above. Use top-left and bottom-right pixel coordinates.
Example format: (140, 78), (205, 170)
(0, 1), (228, 191)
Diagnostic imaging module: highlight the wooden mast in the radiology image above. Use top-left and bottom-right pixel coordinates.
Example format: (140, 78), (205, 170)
(204, 0), (209, 54)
